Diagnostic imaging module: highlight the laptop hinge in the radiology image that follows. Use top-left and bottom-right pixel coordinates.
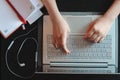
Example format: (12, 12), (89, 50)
(50, 62), (108, 68)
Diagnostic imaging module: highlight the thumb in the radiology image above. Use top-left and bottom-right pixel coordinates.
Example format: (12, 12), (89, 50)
(84, 22), (94, 39)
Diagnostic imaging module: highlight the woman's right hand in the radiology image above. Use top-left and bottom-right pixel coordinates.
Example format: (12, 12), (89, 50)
(51, 15), (70, 54)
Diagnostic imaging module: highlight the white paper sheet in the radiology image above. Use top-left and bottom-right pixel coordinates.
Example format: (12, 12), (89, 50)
(0, 0), (22, 38)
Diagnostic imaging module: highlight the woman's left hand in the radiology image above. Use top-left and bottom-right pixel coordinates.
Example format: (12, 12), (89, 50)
(84, 16), (113, 43)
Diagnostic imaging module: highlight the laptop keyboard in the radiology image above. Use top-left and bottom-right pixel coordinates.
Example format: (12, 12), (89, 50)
(47, 35), (112, 59)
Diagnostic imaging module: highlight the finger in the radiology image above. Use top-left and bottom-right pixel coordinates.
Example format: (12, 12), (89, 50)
(98, 37), (105, 43)
(53, 41), (58, 48)
(85, 29), (95, 39)
(94, 36), (101, 43)
(61, 32), (70, 54)
(52, 36), (59, 48)
(57, 37), (63, 49)
(63, 46), (70, 54)
(86, 22), (94, 32)
(60, 42), (70, 54)
(52, 37), (56, 48)
(84, 22), (93, 38)
(97, 33), (107, 43)
(89, 30), (101, 41)
(90, 33), (98, 42)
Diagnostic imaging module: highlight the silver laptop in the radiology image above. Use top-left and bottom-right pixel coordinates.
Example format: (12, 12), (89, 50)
(42, 12), (118, 74)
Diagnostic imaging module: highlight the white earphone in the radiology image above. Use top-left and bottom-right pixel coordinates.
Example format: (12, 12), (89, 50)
(19, 63), (26, 67)
(5, 27), (38, 79)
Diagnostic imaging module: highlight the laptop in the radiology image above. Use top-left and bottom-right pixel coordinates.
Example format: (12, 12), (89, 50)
(42, 12), (118, 74)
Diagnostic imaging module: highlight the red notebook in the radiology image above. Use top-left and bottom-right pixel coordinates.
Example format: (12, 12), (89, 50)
(0, 0), (43, 39)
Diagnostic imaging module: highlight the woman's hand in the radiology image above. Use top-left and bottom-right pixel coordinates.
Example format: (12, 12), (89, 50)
(84, 16), (113, 43)
(52, 16), (70, 54)
(84, 0), (120, 43)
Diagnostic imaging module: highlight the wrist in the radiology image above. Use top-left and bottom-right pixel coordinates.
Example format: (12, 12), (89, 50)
(103, 13), (115, 22)
(50, 13), (63, 22)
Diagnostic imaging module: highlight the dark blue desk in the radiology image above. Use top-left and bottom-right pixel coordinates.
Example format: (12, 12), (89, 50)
(1, 0), (120, 80)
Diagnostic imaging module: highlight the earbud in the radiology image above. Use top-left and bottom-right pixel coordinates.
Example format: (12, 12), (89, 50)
(5, 27), (38, 79)
(19, 63), (25, 67)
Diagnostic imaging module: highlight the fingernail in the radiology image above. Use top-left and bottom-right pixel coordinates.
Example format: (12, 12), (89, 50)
(67, 51), (70, 54)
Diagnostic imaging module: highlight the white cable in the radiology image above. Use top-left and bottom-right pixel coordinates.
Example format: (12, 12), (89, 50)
(5, 27), (38, 79)
(17, 37), (38, 67)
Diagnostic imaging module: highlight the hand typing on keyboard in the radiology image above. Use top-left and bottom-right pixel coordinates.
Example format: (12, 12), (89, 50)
(84, 16), (113, 43)
(84, 0), (120, 43)
(51, 15), (70, 54)
(42, 0), (70, 54)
